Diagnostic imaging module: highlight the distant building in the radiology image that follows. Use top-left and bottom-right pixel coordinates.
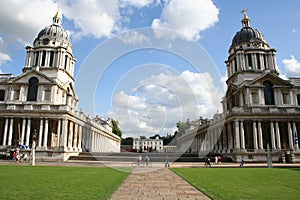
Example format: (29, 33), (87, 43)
(178, 11), (300, 163)
(0, 11), (120, 161)
(133, 136), (163, 152)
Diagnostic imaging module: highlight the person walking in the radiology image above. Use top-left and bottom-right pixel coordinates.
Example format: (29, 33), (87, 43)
(165, 156), (170, 167)
(240, 156), (244, 167)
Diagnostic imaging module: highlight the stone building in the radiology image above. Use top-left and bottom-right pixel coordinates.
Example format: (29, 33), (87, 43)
(133, 136), (164, 152)
(0, 11), (120, 161)
(177, 11), (300, 163)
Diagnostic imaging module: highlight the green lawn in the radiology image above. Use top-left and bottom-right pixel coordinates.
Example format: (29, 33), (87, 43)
(172, 168), (300, 200)
(0, 165), (130, 200)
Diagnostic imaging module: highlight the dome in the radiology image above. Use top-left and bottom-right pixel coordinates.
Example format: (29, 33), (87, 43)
(231, 26), (265, 46)
(37, 24), (69, 42)
(230, 10), (267, 48)
(34, 11), (70, 46)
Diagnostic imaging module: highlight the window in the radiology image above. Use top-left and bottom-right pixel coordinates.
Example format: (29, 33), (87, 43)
(251, 90), (259, 104)
(34, 52), (39, 66)
(0, 90), (5, 101)
(41, 50), (46, 66)
(13, 88), (20, 100)
(263, 81), (275, 105)
(49, 51), (54, 67)
(297, 94), (300, 106)
(248, 54), (252, 69)
(256, 53), (261, 70)
(44, 87), (51, 101)
(64, 55), (68, 70)
(234, 57), (237, 72)
(27, 77), (39, 101)
(282, 92), (290, 104)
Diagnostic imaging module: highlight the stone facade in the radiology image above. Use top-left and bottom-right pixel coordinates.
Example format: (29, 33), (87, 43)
(133, 136), (164, 152)
(177, 11), (300, 163)
(0, 12), (120, 161)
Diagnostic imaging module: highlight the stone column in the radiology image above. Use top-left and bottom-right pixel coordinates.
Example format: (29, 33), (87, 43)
(240, 121), (245, 149)
(78, 125), (82, 150)
(234, 120), (240, 150)
(68, 121), (74, 149)
(7, 118), (14, 146)
(253, 121), (258, 150)
(258, 121), (263, 149)
(38, 119), (44, 147)
(73, 123), (78, 150)
(56, 119), (61, 148)
(270, 122), (276, 150)
(61, 119), (68, 149)
(287, 122), (294, 149)
(292, 122), (299, 150)
(43, 119), (49, 148)
(21, 118), (26, 145)
(25, 118), (31, 146)
(275, 122), (281, 150)
(2, 118), (9, 146)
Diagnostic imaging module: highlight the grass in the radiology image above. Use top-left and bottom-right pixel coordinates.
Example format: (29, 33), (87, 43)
(0, 165), (130, 200)
(172, 168), (300, 200)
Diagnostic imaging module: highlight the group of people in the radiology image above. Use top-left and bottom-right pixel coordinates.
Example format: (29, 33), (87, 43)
(204, 155), (222, 167)
(12, 151), (28, 163)
(137, 155), (150, 166)
(204, 155), (245, 167)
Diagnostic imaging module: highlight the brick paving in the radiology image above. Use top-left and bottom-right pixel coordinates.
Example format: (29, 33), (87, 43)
(109, 167), (210, 200)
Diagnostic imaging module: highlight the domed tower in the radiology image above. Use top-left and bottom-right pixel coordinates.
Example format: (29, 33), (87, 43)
(225, 10), (278, 85)
(23, 11), (76, 82)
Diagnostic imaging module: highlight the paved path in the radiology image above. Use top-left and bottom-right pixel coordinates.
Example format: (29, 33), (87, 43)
(109, 167), (210, 200)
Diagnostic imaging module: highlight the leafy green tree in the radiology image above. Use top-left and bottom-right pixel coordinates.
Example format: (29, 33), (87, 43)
(111, 119), (122, 138)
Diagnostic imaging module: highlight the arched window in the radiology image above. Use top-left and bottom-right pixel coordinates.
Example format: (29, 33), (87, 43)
(263, 81), (275, 105)
(27, 77), (39, 101)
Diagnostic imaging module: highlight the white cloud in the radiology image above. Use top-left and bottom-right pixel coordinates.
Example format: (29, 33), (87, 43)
(110, 70), (223, 137)
(118, 31), (150, 44)
(0, 0), (58, 45)
(282, 55), (300, 77)
(151, 0), (219, 41)
(120, 0), (156, 8)
(61, 0), (120, 39)
(0, 52), (12, 66)
(0, 0), (122, 44)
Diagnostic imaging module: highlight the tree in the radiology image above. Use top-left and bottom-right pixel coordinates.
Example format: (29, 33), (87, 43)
(111, 119), (122, 138)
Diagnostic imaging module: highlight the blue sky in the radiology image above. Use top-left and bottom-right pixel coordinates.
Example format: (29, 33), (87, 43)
(0, 0), (300, 137)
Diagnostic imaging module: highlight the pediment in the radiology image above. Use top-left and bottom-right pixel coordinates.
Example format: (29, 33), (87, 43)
(10, 69), (55, 85)
(246, 72), (293, 87)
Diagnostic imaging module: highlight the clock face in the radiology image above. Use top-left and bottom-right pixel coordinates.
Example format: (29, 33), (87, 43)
(42, 38), (50, 45)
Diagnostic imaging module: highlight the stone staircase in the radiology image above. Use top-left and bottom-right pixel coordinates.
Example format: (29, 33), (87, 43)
(68, 152), (205, 163)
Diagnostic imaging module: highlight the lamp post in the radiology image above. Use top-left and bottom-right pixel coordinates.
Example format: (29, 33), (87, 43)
(31, 129), (37, 166)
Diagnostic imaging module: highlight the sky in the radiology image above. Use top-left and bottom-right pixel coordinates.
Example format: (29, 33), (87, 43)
(0, 0), (300, 138)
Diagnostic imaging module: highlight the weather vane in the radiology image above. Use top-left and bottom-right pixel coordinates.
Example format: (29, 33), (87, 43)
(241, 8), (248, 18)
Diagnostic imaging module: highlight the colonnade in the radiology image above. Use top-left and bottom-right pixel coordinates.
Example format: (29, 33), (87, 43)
(81, 129), (120, 152)
(191, 120), (299, 154)
(0, 116), (120, 154)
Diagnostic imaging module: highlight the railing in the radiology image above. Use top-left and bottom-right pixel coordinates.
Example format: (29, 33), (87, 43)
(230, 106), (300, 115)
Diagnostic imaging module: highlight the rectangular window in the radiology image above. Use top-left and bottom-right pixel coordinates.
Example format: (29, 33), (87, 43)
(251, 91), (259, 104)
(234, 57), (237, 72)
(64, 55), (68, 70)
(282, 92), (290, 104)
(256, 53), (261, 70)
(0, 90), (5, 101)
(41, 50), (46, 66)
(49, 51), (54, 67)
(35, 52), (39, 66)
(13, 89), (20, 101)
(44, 87), (51, 101)
(248, 54), (252, 69)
